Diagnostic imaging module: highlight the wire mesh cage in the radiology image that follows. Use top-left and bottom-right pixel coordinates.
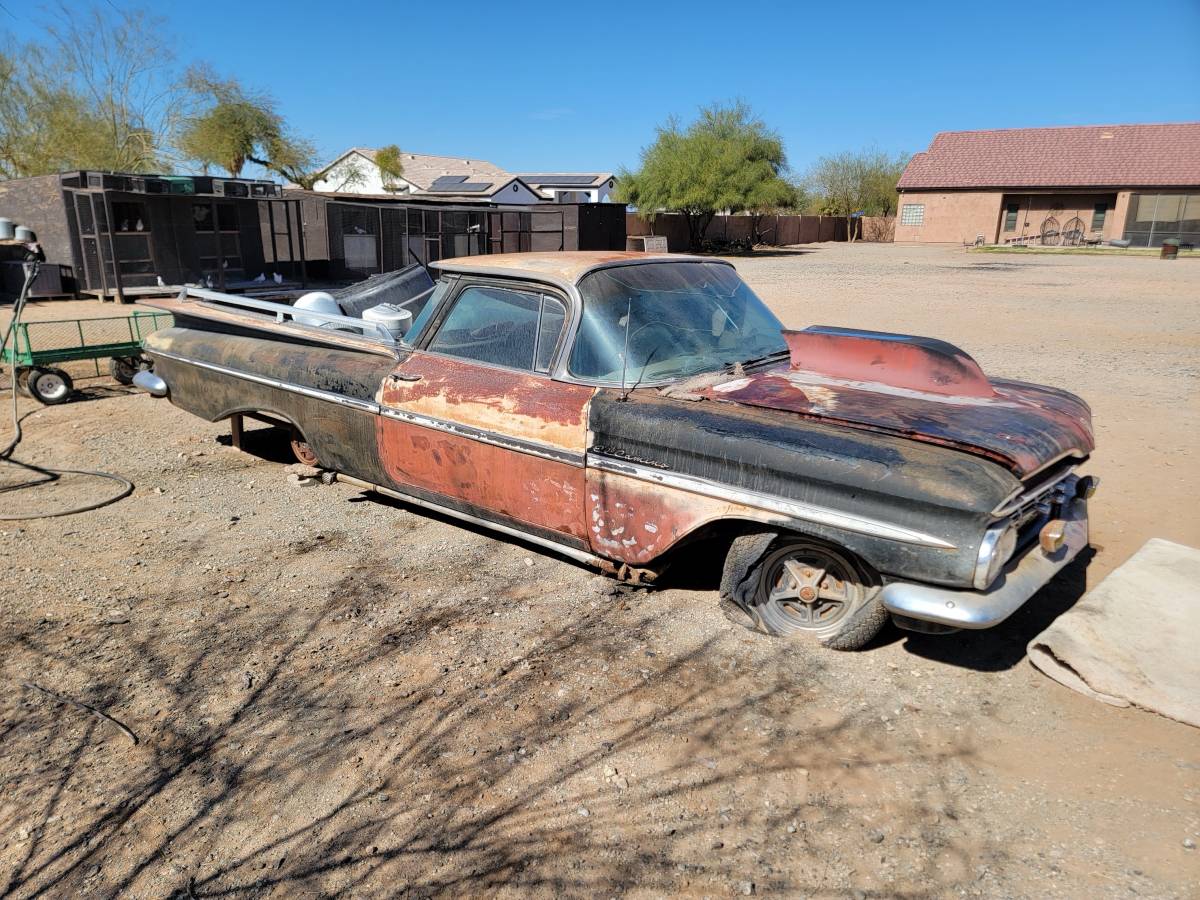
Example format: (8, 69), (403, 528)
(4, 312), (173, 366)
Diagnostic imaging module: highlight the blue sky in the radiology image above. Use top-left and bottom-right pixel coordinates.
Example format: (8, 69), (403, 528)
(7, 0), (1200, 177)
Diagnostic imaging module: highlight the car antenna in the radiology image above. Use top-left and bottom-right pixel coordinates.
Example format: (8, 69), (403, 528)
(617, 297), (633, 402)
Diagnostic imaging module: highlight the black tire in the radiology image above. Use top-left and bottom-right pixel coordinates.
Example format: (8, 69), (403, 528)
(14, 367), (34, 397)
(28, 367), (74, 405)
(109, 356), (139, 385)
(719, 531), (888, 650)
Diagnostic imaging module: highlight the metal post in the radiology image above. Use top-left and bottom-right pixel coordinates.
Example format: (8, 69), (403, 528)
(210, 201), (226, 291)
(266, 200), (277, 267)
(88, 194), (110, 299)
(294, 199), (308, 287)
(101, 192), (126, 304)
(230, 413), (244, 450)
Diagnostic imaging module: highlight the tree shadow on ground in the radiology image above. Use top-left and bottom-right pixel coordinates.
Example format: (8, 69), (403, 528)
(0, 530), (988, 898)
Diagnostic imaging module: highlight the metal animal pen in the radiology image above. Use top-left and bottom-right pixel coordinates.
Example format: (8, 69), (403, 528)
(323, 200), (567, 279)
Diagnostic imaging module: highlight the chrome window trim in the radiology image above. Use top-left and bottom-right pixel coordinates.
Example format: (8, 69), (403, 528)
(428, 259), (745, 387)
(149, 349), (583, 467)
(586, 452), (956, 550)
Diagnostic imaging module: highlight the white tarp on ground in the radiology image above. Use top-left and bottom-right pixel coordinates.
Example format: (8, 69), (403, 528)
(1027, 538), (1200, 728)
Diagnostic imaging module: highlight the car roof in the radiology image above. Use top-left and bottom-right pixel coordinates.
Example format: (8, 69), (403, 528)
(431, 251), (718, 286)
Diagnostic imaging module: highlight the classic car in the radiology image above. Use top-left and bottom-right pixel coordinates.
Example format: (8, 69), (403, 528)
(134, 252), (1096, 650)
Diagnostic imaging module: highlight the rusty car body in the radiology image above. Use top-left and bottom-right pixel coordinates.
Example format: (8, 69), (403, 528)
(135, 252), (1096, 649)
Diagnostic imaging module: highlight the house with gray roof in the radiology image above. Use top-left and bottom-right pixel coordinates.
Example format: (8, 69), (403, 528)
(309, 148), (616, 204)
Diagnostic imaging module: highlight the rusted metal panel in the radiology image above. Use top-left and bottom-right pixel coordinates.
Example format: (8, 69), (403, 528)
(374, 415), (589, 541)
(144, 327), (395, 401)
(377, 352), (595, 539)
(433, 250), (700, 285)
(379, 354), (593, 453)
(783, 327), (996, 398)
(140, 297), (400, 359)
(694, 362), (1093, 478)
(587, 467), (754, 565)
(588, 389), (1021, 586)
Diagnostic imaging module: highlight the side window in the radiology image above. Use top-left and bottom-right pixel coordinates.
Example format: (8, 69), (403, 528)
(1003, 202), (1020, 231)
(428, 285), (565, 372)
(535, 296), (566, 373)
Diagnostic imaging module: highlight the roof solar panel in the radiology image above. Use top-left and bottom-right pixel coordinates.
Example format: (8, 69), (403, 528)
(428, 181), (492, 193)
(430, 175), (470, 188)
(522, 174), (598, 185)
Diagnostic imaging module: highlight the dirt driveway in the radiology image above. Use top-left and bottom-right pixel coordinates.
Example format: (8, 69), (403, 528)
(1, 244), (1197, 898)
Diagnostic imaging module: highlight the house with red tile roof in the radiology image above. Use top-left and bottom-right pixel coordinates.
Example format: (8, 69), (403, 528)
(894, 123), (1200, 247)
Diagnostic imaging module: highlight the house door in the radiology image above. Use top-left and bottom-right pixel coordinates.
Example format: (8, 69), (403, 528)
(374, 282), (593, 547)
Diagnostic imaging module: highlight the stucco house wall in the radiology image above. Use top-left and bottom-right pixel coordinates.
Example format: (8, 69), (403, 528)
(893, 191), (1004, 243)
(312, 151), (412, 195)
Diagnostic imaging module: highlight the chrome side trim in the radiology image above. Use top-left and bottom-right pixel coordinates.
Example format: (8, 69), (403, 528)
(151, 349), (379, 413)
(150, 349), (584, 467)
(992, 461), (1079, 516)
(586, 453), (957, 550)
(378, 405), (584, 467)
(336, 473), (602, 567)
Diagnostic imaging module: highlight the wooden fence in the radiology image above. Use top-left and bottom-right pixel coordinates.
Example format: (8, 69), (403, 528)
(625, 213), (895, 250)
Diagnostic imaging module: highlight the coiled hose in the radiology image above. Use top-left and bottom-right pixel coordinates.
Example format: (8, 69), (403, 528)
(1, 255), (134, 519)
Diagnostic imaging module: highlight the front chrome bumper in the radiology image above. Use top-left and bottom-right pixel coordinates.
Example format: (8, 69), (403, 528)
(880, 497), (1089, 630)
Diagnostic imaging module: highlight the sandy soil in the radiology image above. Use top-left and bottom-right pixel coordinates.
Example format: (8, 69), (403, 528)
(1, 243), (1197, 899)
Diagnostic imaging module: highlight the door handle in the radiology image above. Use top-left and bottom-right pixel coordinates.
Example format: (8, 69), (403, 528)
(388, 373), (422, 383)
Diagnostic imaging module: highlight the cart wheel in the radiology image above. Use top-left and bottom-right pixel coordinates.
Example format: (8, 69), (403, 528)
(28, 367), (74, 405)
(14, 367), (35, 397)
(109, 356), (139, 385)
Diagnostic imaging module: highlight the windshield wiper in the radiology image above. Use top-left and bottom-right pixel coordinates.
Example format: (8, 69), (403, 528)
(728, 348), (790, 371)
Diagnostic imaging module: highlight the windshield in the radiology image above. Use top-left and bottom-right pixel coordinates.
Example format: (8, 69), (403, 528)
(569, 262), (787, 383)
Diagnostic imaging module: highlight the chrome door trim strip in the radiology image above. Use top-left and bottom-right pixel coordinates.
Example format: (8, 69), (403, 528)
(587, 453), (957, 550)
(150, 349), (585, 467)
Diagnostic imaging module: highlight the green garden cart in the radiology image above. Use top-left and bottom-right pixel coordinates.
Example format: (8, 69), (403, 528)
(2, 311), (174, 404)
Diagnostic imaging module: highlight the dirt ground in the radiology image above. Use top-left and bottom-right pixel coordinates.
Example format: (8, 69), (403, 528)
(1, 243), (1197, 899)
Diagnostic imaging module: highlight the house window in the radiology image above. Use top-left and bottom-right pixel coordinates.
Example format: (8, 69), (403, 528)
(1003, 202), (1020, 231)
(1092, 202), (1107, 231)
(900, 204), (925, 226)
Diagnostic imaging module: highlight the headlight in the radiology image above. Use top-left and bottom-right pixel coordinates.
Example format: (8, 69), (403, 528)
(974, 521), (1018, 590)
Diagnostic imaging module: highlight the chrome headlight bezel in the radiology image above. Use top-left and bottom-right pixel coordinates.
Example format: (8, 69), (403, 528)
(974, 520), (1018, 590)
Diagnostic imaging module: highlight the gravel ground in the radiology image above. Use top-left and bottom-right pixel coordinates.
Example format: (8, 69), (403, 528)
(1, 243), (1197, 898)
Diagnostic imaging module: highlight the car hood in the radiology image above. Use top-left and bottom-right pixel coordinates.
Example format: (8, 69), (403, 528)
(688, 361), (1093, 478)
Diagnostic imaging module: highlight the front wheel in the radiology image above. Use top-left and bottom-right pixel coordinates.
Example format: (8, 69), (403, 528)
(719, 533), (888, 650)
(28, 367), (74, 405)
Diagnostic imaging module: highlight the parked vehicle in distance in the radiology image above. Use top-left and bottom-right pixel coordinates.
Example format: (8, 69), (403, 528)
(135, 253), (1096, 649)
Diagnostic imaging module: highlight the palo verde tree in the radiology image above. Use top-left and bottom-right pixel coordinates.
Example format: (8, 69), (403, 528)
(0, 4), (186, 177)
(177, 68), (319, 185)
(805, 150), (909, 241)
(618, 101), (796, 250)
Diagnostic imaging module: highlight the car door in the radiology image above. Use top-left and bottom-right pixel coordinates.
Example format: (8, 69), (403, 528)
(374, 280), (594, 547)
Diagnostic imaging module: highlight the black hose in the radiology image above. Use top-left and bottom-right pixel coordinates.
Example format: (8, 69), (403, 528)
(1, 256), (135, 520)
